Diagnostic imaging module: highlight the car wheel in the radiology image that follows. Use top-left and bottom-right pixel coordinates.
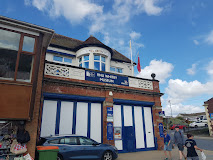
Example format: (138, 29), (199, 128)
(57, 154), (63, 160)
(102, 151), (113, 160)
(195, 125), (198, 128)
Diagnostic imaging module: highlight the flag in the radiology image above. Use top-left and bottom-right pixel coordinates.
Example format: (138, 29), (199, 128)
(137, 56), (141, 72)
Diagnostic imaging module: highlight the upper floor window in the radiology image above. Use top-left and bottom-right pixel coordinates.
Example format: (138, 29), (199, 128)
(0, 29), (36, 82)
(94, 55), (105, 71)
(110, 66), (123, 73)
(79, 55), (89, 68)
(53, 55), (72, 64)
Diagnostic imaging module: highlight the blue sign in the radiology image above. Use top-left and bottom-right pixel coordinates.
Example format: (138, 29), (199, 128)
(107, 122), (113, 140)
(210, 113), (213, 120)
(107, 107), (113, 122)
(85, 70), (129, 86)
(159, 111), (165, 117)
(159, 123), (164, 138)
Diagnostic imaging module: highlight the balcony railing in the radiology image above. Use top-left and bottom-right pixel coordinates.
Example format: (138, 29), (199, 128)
(45, 62), (154, 90)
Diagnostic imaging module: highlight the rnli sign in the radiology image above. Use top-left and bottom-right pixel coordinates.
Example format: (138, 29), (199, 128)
(85, 70), (129, 86)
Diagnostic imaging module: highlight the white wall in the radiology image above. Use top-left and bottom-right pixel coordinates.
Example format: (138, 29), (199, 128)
(113, 105), (123, 150)
(134, 106), (145, 149)
(110, 61), (132, 76)
(59, 101), (74, 135)
(40, 100), (57, 137)
(76, 102), (88, 137)
(90, 103), (102, 143)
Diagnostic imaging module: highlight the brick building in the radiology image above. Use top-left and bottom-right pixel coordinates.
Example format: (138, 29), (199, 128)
(0, 16), (164, 158)
(204, 98), (213, 136)
(40, 34), (164, 153)
(0, 16), (54, 158)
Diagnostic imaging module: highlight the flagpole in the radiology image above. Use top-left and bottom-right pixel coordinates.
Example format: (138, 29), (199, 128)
(130, 40), (134, 76)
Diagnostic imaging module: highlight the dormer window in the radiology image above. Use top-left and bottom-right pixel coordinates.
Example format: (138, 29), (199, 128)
(79, 55), (89, 68)
(94, 55), (105, 71)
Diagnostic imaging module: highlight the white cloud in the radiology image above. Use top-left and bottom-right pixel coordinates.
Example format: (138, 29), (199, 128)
(205, 30), (213, 45)
(187, 63), (197, 75)
(135, 0), (163, 16)
(193, 40), (199, 45)
(137, 59), (174, 83)
(163, 103), (204, 117)
(30, 0), (103, 23)
(130, 31), (141, 40)
(206, 60), (213, 78)
(165, 79), (213, 104)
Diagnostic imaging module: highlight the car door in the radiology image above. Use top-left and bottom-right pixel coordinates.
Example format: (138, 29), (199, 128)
(78, 137), (102, 159)
(57, 137), (82, 160)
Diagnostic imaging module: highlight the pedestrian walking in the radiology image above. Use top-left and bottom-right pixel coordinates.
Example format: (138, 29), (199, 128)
(185, 134), (203, 160)
(163, 130), (172, 160)
(173, 126), (187, 160)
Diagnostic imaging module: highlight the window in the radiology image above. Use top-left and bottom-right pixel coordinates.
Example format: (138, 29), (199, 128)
(79, 55), (89, 69)
(59, 137), (78, 145)
(0, 29), (36, 82)
(53, 55), (72, 64)
(94, 55), (105, 71)
(110, 66), (123, 74)
(79, 137), (95, 145)
(49, 139), (59, 144)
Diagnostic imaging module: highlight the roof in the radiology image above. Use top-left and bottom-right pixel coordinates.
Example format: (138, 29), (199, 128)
(50, 34), (133, 64)
(178, 112), (205, 117)
(204, 97), (213, 104)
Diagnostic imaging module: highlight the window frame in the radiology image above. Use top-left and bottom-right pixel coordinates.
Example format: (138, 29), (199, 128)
(53, 55), (72, 64)
(79, 55), (90, 69)
(110, 66), (123, 74)
(94, 54), (106, 71)
(0, 27), (38, 84)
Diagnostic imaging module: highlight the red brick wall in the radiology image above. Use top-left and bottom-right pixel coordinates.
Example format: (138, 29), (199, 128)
(25, 48), (46, 158)
(206, 98), (213, 134)
(42, 78), (164, 150)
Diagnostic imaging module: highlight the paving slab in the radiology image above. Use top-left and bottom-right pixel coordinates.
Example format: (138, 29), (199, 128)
(117, 148), (213, 160)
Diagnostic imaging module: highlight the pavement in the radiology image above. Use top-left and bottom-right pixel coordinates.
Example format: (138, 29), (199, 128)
(117, 148), (213, 160)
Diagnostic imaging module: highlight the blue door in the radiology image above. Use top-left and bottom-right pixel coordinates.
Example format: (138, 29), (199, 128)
(123, 126), (136, 152)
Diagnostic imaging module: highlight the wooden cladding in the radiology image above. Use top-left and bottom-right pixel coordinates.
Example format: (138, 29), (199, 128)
(0, 83), (32, 119)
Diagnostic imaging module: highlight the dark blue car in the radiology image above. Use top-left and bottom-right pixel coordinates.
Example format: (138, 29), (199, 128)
(41, 135), (118, 160)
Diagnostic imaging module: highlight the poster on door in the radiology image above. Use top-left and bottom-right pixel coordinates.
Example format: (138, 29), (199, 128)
(114, 127), (122, 140)
(107, 107), (113, 122)
(107, 122), (113, 140)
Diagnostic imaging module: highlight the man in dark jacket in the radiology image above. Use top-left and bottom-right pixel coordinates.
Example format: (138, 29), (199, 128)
(173, 126), (187, 160)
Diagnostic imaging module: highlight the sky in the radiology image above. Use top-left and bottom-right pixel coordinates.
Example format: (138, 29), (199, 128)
(1, 0), (213, 116)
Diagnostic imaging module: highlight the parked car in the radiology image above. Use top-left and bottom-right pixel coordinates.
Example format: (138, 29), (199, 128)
(38, 135), (118, 160)
(170, 124), (186, 130)
(189, 122), (208, 128)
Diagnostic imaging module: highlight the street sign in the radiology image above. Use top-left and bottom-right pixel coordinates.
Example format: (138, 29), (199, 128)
(210, 113), (213, 120)
(159, 123), (164, 138)
(159, 111), (165, 117)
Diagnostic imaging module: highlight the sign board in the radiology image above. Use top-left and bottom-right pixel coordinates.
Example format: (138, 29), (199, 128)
(107, 107), (113, 122)
(159, 123), (164, 138)
(85, 70), (129, 86)
(114, 127), (122, 140)
(107, 122), (113, 140)
(159, 111), (165, 117)
(210, 113), (213, 120)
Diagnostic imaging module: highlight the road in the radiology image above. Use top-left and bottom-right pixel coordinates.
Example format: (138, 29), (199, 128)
(168, 129), (213, 151)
